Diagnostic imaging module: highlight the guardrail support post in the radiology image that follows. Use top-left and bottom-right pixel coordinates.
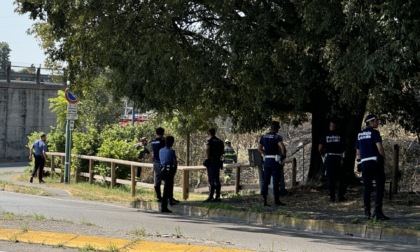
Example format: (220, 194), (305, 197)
(60, 156), (65, 183)
(235, 166), (241, 194)
(6, 64), (11, 83)
(131, 165), (136, 197)
(89, 159), (94, 184)
(111, 162), (116, 188)
(50, 155), (55, 172)
(74, 162), (79, 183)
(183, 169), (189, 200)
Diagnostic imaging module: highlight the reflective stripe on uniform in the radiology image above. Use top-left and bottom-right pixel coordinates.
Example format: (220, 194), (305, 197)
(361, 156), (378, 163)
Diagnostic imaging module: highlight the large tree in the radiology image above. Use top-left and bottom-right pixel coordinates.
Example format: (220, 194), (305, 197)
(16, 0), (420, 182)
(0, 42), (11, 71)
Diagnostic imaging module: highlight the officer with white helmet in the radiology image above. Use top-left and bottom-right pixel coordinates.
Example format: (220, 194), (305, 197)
(356, 114), (389, 220)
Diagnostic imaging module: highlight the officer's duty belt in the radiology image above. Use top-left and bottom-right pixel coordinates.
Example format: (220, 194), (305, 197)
(360, 156), (378, 163)
(326, 153), (342, 157)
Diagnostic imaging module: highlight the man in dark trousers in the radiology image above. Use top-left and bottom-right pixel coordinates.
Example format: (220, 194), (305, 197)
(203, 128), (224, 203)
(151, 127), (165, 202)
(159, 135), (177, 213)
(29, 133), (48, 184)
(318, 119), (346, 202)
(356, 114), (389, 220)
(258, 121), (286, 206)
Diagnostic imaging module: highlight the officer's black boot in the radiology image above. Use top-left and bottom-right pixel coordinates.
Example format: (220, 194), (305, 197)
(154, 186), (162, 202)
(372, 204), (390, 221)
(213, 185), (222, 202)
(203, 186), (215, 203)
(161, 197), (172, 213)
(263, 195), (269, 206)
(274, 196), (286, 206)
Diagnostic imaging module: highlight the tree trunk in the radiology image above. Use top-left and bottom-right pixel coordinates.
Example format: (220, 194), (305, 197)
(340, 106), (367, 185)
(307, 107), (327, 184)
(307, 89), (329, 184)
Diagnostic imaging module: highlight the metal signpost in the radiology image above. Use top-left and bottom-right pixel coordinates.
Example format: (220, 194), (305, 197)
(64, 88), (78, 183)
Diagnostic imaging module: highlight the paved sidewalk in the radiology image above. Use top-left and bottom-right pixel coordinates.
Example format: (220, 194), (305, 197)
(0, 228), (251, 252)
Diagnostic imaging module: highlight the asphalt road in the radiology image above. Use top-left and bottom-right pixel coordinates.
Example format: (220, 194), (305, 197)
(1, 163), (419, 252)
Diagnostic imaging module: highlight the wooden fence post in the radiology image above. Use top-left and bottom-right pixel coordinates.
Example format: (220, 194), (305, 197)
(111, 162), (116, 188)
(60, 156), (65, 183)
(392, 144), (399, 194)
(50, 155), (55, 172)
(292, 158), (297, 188)
(235, 166), (241, 194)
(89, 159), (94, 184)
(183, 169), (189, 200)
(131, 165), (136, 197)
(74, 162), (79, 183)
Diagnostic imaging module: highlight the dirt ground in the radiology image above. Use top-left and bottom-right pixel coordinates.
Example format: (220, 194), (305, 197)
(198, 182), (420, 230)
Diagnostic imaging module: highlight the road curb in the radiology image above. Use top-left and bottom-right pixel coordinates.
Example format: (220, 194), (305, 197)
(132, 201), (420, 245)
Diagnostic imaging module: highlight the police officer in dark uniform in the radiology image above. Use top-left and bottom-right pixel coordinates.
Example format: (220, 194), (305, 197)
(151, 127), (165, 202)
(258, 121), (286, 206)
(203, 128), (224, 203)
(318, 120), (346, 202)
(356, 114), (389, 220)
(29, 133), (48, 184)
(159, 135), (177, 213)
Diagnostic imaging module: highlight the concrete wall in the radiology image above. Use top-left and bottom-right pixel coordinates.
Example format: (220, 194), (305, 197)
(0, 80), (64, 161)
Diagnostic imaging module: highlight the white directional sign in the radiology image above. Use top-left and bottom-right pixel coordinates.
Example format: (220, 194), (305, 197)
(67, 114), (78, 120)
(67, 103), (78, 120)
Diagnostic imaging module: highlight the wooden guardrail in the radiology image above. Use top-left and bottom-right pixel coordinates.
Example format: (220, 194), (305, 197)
(46, 152), (297, 200)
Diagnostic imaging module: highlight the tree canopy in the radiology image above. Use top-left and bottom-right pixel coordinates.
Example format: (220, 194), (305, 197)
(16, 0), (420, 181)
(0, 42), (11, 71)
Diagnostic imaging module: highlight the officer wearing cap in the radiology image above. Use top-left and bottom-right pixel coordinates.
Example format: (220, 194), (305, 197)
(356, 114), (389, 220)
(159, 135), (177, 213)
(151, 127), (165, 202)
(203, 128), (225, 203)
(318, 120), (346, 202)
(258, 121), (286, 206)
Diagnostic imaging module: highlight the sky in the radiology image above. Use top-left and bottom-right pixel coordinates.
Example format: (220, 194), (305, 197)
(0, 1), (47, 68)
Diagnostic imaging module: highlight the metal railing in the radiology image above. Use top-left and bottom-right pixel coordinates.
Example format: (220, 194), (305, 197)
(46, 152), (297, 200)
(0, 64), (65, 85)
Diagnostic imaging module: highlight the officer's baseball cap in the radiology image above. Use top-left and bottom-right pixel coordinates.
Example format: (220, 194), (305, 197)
(225, 139), (231, 143)
(364, 114), (378, 123)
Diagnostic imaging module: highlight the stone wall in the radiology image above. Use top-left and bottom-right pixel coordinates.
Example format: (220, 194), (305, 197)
(0, 81), (64, 161)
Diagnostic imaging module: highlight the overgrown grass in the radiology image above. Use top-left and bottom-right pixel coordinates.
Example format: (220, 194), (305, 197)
(15, 172), (207, 204)
(0, 179), (51, 196)
(128, 227), (146, 237)
(0, 211), (16, 220)
(77, 244), (97, 252)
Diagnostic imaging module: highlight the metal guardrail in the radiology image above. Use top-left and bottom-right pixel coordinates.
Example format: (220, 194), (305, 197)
(0, 65), (64, 85)
(46, 152), (298, 200)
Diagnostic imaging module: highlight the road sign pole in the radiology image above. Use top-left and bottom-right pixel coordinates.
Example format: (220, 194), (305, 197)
(64, 88), (78, 184)
(64, 119), (72, 183)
